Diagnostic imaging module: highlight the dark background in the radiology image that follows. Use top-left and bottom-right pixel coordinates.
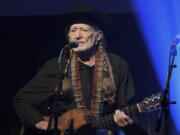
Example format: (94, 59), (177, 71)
(3, 0), (134, 16)
(0, 1), (179, 133)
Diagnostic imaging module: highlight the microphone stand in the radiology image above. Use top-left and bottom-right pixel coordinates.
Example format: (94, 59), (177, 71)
(47, 46), (70, 134)
(155, 45), (177, 133)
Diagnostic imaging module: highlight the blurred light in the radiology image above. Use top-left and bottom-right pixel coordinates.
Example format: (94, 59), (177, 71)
(130, 0), (180, 133)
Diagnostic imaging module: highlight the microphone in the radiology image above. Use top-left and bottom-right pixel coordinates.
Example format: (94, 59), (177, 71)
(171, 34), (180, 48)
(58, 40), (79, 65)
(65, 40), (79, 49)
(171, 34), (180, 56)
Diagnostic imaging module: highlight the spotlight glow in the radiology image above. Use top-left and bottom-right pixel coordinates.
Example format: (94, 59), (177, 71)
(131, 0), (180, 133)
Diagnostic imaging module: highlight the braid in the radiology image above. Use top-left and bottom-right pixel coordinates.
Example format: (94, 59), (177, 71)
(98, 44), (116, 105)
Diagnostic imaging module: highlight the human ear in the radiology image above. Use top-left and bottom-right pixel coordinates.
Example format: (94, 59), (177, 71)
(95, 31), (103, 41)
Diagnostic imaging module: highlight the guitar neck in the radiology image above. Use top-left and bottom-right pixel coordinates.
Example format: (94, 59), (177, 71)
(91, 103), (141, 129)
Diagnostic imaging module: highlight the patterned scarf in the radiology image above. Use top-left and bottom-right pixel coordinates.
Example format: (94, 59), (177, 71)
(66, 44), (116, 118)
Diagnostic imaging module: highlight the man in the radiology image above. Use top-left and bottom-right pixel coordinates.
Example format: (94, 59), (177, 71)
(13, 3), (138, 135)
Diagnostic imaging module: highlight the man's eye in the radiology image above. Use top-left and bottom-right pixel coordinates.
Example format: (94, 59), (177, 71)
(70, 29), (76, 32)
(82, 29), (88, 32)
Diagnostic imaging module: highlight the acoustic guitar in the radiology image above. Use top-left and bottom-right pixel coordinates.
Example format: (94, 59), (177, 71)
(21, 92), (163, 135)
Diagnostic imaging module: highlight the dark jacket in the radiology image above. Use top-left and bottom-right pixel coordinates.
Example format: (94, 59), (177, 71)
(13, 52), (135, 127)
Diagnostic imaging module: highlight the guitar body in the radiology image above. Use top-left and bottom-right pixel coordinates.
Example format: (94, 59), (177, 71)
(21, 109), (96, 135)
(44, 109), (96, 135)
(20, 92), (162, 135)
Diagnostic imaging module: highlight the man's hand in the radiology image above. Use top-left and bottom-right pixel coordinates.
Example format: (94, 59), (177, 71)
(114, 110), (133, 127)
(35, 121), (48, 130)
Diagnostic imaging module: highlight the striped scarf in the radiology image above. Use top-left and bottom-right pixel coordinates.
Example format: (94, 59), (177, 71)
(66, 44), (116, 118)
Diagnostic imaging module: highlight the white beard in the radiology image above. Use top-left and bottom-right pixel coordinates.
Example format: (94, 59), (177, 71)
(72, 34), (97, 53)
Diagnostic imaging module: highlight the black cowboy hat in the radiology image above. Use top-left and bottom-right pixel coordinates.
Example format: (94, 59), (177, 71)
(60, 3), (115, 31)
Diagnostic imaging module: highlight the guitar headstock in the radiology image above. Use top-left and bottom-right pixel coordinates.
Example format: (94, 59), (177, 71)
(138, 92), (163, 113)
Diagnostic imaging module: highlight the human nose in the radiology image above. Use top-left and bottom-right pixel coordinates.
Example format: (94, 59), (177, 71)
(74, 30), (82, 39)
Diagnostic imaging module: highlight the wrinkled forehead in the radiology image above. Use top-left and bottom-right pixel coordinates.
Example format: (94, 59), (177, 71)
(69, 23), (96, 30)
(67, 20), (100, 31)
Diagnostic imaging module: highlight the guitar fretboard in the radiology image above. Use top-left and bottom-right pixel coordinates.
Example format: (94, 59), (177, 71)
(91, 104), (140, 129)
